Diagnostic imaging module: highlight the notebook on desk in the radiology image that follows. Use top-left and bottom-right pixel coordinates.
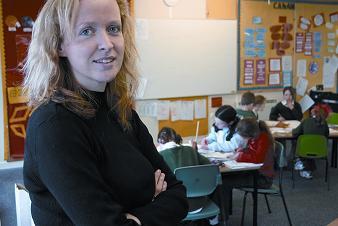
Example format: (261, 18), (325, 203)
(223, 160), (263, 170)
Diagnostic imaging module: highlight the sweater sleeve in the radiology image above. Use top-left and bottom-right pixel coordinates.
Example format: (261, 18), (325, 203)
(129, 112), (189, 226)
(269, 105), (279, 120)
(208, 133), (244, 152)
(30, 115), (139, 226)
(292, 102), (303, 121)
(292, 121), (304, 137)
(237, 133), (269, 163)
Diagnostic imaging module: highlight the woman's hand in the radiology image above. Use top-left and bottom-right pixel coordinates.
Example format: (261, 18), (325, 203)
(154, 169), (167, 198)
(125, 213), (141, 225)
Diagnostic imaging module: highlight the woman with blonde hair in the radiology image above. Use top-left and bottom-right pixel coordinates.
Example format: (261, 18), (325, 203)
(23, 0), (188, 225)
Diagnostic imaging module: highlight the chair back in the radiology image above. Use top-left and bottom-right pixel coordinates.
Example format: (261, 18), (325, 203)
(15, 183), (35, 226)
(327, 112), (338, 125)
(274, 141), (287, 168)
(296, 134), (327, 158)
(174, 164), (221, 198)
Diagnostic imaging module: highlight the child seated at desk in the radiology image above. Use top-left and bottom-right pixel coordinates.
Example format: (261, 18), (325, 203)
(157, 127), (210, 172)
(253, 94), (266, 119)
(236, 91), (257, 119)
(200, 105), (247, 152)
(222, 118), (275, 216)
(292, 104), (330, 179)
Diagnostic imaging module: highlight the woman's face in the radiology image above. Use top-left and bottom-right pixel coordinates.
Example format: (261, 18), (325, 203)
(59, 0), (124, 91)
(283, 90), (293, 102)
(215, 117), (228, 129)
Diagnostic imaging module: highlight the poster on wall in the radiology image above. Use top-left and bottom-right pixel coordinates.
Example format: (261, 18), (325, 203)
(255, 59), (266, 84)
(244, 59), (254, 84)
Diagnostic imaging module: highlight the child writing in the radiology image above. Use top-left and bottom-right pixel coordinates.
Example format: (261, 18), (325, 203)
(292, 104), (330, 179)
(200, 105), (247, 152)
(236, 91), (257, 119)
(157, 127), (210, 172)
(222, 118), (275, 216)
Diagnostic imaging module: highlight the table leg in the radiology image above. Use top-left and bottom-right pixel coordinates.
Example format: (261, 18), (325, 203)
(253, 171), (258, 226)
(218, 185), (227, 226)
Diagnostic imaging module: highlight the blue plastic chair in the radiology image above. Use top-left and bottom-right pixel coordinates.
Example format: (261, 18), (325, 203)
(292, 134), (329, 190)
(174, 164), (222, 222)
(239, 141), (292, 226)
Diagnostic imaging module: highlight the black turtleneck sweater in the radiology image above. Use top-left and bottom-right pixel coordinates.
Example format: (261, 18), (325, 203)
(23, 96), (188, 226)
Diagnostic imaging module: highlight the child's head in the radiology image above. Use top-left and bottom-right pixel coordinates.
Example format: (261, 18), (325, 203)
(214, 105), (237, 129)
(240, 92), (255, 110)
(236, 118), (260, 139)
(254, 95), (266, 112)
(311, 104), (330, 120)
(157, 127), (182, 145)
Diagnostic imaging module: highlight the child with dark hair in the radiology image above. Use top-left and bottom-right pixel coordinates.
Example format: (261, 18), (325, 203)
(201, 105), (247, 152)
(236, 91), (257, 119)
(292, 104), (330, 179)
(222, 118), (275, 217)
(158, 127), (210, 172)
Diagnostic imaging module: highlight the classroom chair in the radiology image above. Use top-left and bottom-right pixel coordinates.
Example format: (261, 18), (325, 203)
(14, 183), (35, 226)
(291, 134), (329, 190)
(239, 141), (292, 226)
(327, 112), (338, 125)
(174, 164), (223, 223)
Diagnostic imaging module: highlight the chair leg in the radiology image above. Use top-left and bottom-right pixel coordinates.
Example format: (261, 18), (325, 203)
(240, 191), (248, 226)
(326, 159), (330, 191)
(291, 163), (295, 189)
(280, 190), (292, 226)
(264, 194), (272, 213)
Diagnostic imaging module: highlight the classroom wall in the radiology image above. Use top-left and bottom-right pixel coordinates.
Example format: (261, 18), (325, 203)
(140, 91), (282, 144)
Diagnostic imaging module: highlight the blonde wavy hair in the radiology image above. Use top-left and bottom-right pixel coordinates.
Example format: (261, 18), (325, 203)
(23, 0), (138, 129)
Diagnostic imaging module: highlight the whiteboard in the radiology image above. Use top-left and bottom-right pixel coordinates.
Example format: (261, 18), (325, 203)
(136, 19), (237, 99)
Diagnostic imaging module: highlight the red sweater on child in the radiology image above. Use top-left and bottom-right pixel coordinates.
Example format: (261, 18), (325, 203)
(236, 132), (275, 178)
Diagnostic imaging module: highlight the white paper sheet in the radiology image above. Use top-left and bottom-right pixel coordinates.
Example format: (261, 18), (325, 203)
(297, 59), (307, 77)
(282, 55), (292, 72)
(269, 58), (281, 71)
(269, 73), (280, 85)
(135, 100), (157, 117)
(170, 101), (182, 121)
(296, 77), (308, 96)
(299, 95), (315, 113)
(180, 101), (194, 120)
(157, 101), (170, 120)
(194, 99), (207, 119)
(323, 56), (338, 88)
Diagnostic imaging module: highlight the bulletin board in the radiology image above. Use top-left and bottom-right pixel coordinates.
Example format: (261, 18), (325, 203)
(158, 96), (208, 138)
(238, 0), (338, 94)
(294, 3), (337, 95)
(0, 0), (45, 160)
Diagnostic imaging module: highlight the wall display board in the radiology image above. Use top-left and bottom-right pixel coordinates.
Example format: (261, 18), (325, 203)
(0, 0), (45, 160)
(136, 19), (237, 99)
(239, 1), (338, 95)
(158, 96), (208, 138)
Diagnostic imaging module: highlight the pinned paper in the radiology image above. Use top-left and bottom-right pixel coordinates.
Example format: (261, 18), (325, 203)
(194, 99), (207, 119)
(282, 55), (292, 72)
(181, 101), (194, 121)
(283, 71), (292, 87)
(297, 59), (307, 77)
(269, 58), (281, 72)
(323, 56), (338, 88)
(269, 73), (280, 85)
(157, 101), (170, 120)
(325, 22), (334, 29)
(170, 101), (182, 121)
(296, 77), (308, 96)
(299, 95), (315, 113)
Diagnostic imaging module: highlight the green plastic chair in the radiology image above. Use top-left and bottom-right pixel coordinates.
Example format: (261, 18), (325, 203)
(174, 164), (222, 222)
(291, 134), (329, 190)
(327, 112), (338, 125)
(239, 141), (292, 226)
